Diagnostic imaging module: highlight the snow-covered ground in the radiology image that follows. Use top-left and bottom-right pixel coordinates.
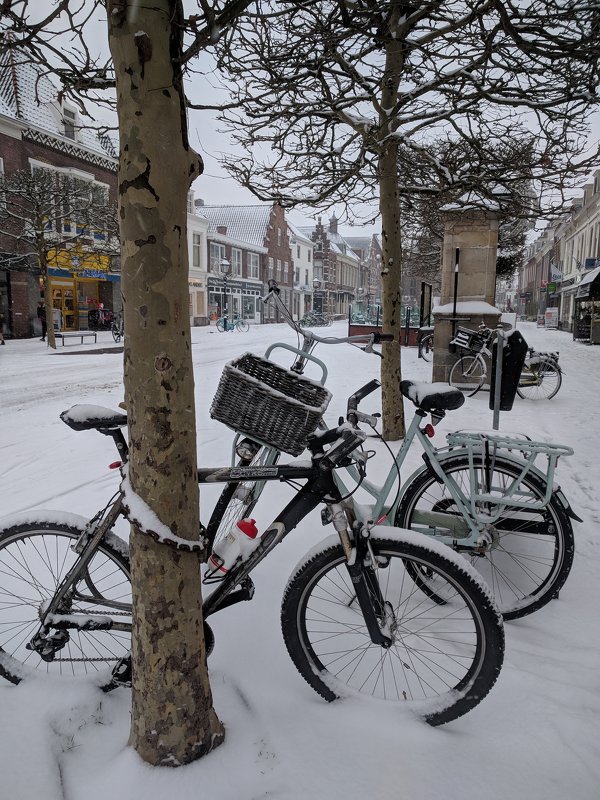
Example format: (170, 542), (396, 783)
(1, 320), (599, 800)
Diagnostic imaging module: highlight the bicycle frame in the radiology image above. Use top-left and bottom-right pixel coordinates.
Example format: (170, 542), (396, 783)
(26, 444), (394, 659)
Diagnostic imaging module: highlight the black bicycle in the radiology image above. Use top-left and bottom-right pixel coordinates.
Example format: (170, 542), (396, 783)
(0, 382), (504, 726)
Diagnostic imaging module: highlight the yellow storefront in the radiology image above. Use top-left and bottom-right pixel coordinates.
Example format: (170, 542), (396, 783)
(47, 245), (120, 331)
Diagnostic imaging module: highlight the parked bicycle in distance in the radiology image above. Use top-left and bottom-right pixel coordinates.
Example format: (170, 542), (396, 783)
(216, 315), (250, 332)
(448, 323), (563, 399)
(111, 312), (124, 344)
(298, 310), (333, 327)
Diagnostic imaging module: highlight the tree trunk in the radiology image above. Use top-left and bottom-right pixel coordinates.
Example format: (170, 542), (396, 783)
(378, 2), (405, 441)
(40, 261), (56, 350)
(108, 0), (224, 766)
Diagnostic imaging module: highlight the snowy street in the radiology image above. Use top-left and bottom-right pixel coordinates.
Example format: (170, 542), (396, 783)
(0, 319), (599, 800)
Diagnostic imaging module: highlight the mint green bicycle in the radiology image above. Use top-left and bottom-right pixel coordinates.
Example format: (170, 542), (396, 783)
(208, 283), (580, 621)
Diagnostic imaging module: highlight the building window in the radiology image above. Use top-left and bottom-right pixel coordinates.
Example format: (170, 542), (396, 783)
(277, 259), (282, 279)
(192, 233), (203, 268)
(268, 256), (274, 277)
(284, 260), (289, 281)
(209, 242), (226, 272)
(277, 228), (282, 246)
(232, 248), (242, 276)
(305, 269), (309, 285)
(63, 106), (77, 140)
(307, 249), (311, 262)
(248, 252), (260, 279)
(297, 244), (301, 259)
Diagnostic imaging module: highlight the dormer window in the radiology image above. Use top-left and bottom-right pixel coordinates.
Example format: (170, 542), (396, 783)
(63, 106), (77, 140)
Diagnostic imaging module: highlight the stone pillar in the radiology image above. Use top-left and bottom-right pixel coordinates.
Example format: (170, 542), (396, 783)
(432, 199), (502, 382)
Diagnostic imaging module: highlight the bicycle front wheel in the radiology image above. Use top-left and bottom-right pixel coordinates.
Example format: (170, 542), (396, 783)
(448, 354), (485, 396)
(216, 318), (226, 332)
(395, 456), (574, 620)
(0, 514), (131, 688)
(281, 530), (504, 726)
(236, 319), (250, 332)
(516, 360), (562, 400)
(111, 326), (121, 344)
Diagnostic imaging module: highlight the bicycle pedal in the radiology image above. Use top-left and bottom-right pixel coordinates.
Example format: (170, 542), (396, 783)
(111, 656), (132, 687)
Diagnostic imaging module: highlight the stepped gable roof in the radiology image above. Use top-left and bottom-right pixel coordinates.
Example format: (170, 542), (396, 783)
(298, 223), (360, 262)
(197, 204), (273, 248)
(0, 38), (116, 160)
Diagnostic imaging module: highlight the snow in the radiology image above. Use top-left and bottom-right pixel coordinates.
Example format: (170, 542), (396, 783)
(0, 320), (599, 799)
(433, 300), (500, 316)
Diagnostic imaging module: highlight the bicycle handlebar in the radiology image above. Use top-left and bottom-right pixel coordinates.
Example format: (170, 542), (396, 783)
(263, 280), (394, 348)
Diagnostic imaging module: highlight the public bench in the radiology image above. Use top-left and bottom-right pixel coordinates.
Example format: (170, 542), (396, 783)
(55, 331), (98, 346)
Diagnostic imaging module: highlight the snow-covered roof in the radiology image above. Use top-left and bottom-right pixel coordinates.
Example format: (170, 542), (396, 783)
(197, 205), (273, 248)
(0, 40), (116, 160)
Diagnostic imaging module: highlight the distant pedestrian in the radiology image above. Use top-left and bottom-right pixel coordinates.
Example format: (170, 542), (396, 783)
(0, 312), (5, 345)
(37, 301), (47, 341)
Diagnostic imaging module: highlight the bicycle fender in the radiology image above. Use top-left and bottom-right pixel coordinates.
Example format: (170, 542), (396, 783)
(553, 489), (583, 523)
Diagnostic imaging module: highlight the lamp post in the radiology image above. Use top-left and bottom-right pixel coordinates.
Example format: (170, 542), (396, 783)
(218, 258), (231, 325)
(312, 277), (321, 313)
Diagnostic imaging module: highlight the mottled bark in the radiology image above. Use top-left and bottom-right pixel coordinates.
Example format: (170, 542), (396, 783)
(108, 0), (224, 766)
(379, 1), (405, 441)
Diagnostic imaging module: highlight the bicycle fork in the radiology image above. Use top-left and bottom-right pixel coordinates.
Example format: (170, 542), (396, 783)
(330, 503), (393, 649)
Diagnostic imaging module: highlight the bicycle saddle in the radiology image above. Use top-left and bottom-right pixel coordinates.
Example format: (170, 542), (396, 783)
(60, 404), (128, 431)
(401, 380), (465, 413)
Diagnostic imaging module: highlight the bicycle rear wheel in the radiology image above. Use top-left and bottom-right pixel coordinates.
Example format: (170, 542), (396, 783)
(0, 514), (131, 688)
(282, 530), (504, 726)
(216, 318), (226, 332)
(516, 360), (562, 400)
(395, 455), (574, 620)
(448, 354), (485, 396)
(237, 319), (250, 332)
(419, 333), (434, 362)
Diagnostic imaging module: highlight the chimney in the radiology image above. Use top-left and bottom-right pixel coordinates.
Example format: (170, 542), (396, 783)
(217, 225), (227, 235)
(195, 198), (205, 207)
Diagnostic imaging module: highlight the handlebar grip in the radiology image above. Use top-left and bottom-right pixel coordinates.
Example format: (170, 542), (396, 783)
(372, 333), (394, 343)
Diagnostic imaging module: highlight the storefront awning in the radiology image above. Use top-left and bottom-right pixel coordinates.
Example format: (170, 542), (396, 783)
(576, 266), (600, 299)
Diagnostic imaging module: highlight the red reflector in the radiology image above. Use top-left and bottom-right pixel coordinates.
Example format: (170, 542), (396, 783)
(424, 424), (435, 438)
(108, 461), (122, 470)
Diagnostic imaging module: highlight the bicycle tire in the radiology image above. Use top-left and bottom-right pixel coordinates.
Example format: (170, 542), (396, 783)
(419, 333), (434, 362)
(516, 360), (562, 400)
(216, 319), (226, 332)
(281, 530), (504, 726)
(395, 455), (574, 620)
(237, 319), (250, 332)
(448, 354), (485, 397)
(111, 327), (122, 344)
(0, 513), (131, 689)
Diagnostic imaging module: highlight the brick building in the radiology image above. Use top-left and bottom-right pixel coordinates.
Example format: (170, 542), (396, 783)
(0, 48), (118, 338)
(197, 202), (293, 323)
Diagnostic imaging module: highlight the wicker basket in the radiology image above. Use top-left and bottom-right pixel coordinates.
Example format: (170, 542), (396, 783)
(450, 326), (488, 353)
(210, 353), (332, 455)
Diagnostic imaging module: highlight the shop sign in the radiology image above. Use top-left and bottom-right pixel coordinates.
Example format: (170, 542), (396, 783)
(545, 307), (559, 329)
(48, 245), (111, 275)
(547, 282), (556, 293)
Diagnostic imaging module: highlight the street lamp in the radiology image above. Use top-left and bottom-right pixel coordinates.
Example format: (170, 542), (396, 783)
(218, 258), (231, 323)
